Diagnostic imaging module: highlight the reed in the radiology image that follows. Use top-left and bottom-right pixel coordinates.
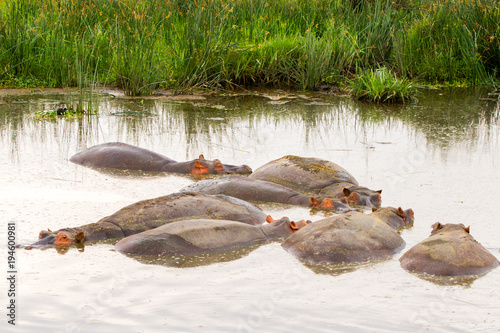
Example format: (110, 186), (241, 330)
(348, 66), (419, 102)
(0, 0), (498, 96)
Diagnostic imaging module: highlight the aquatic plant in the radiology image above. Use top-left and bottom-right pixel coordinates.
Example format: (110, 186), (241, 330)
(34, 107), (86, 120)
(348, 67), (418, 103)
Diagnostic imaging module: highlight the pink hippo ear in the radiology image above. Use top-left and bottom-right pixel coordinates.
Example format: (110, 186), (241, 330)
(347, 192), (360, 205)
(192, 160), (210, 174)
(266, 215), (275, 223)
(377, 190), (382, 194)
(309, 196), (320, 208)
(213, 159), (226, 173)
(397, 207), (405, 217)
(74, 231), (85, 243)
(459, 224), (470, 233)
(289, 221), (299, 230)
(198, 154), (205, 159)
(431, 222), (443, 233)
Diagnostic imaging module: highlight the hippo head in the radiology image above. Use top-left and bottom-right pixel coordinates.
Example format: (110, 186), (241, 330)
(430, 222), (470, 235)
(34, 229), (85, 246)
(309, 197), (353, 213)
(342, 187), (382, 208)
(371, 206), (414, 230)
(264, 215), (310, 238)
(183, 155), (252, 175)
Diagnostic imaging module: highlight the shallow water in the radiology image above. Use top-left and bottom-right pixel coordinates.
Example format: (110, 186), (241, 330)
(0, 87), (499, 332)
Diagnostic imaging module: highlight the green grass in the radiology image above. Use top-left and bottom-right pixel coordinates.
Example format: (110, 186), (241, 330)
(0, 0), (498, 98)
(348, 66), (419, 102)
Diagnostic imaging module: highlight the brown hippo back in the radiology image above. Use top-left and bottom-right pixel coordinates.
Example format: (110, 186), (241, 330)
(249, 155), (358, 194)
(114, 217), (305, 256)
(33, 192), (268, 246)
(282, 211), (405, 265)
(69, 142), (252, 174)
(249, 155), (382, 208)
(399, 223), (499, 276)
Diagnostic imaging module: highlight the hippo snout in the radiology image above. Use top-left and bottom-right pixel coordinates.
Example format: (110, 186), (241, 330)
(24, 234), (58, 249)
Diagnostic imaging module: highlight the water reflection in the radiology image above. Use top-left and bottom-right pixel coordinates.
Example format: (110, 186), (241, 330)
(122, 243), (263, 268)
(300, 260), (377, 276)
(1, 88), (498, 162)
(403, 270), (484, 287)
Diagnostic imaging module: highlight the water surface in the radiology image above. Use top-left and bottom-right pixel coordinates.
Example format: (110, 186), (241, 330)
(0, 87), (499, 332)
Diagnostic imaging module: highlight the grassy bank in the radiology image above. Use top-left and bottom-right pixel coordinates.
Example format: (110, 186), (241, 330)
(0, 0), (498, 96)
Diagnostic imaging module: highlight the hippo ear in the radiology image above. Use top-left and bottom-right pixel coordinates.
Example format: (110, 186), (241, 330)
(397, 207), (405, 217)
(371, 207), (378, 212)
(342, 188), (351, 197)
(199, 154), (205, 159)
(74, 231), (85, 243)
(464, 225), (470, 233)
(309, 197), (320, 208)
(214, 160), (225, 173)
(347, 192), (359, 205)
(289, 221), (299, 230)
(193, 160), (209, 174)
(266, 215), (275, 223)
(431, 222), (442, 233)
(377, 190), (382, 194)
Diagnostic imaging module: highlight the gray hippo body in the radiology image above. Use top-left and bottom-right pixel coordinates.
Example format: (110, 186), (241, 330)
(248, 155), (382, 208)
(30, 192), (268, 247)
(114, 217), (307, 256)
(282, 207), (413, 265)
(400, 223), (499, 276)
(180, 175), (353, 213)
(70, 142), (252, 174)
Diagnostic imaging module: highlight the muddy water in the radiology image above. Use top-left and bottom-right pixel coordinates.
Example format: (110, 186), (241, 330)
(0, 87), (499, 332)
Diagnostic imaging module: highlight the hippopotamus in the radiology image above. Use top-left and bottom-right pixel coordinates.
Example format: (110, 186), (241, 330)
(281, 207), (413, 265)
(248, 155), (382, 208)
(399, 223), (500, 276)
(180, 175), (353, 213)
(115, 217), (309, 257)
(69, 142), (252, 174)
(371, 206), (414, 230)
(28, 192), (269, 247)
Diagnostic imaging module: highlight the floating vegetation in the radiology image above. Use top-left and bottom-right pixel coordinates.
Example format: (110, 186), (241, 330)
(34, 107), (87, 119)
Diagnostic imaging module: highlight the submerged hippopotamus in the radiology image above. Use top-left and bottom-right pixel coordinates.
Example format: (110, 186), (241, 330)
(249, 155), (382, 208)
(115, 217), (309, 256)
(27, 192), (269, 247)
(371, 206), (414, 230)
(282, 207), (414, 265)
(399, 223), (500, 276)
(180, 175), (353, 213)
(69, 142), (252, 175)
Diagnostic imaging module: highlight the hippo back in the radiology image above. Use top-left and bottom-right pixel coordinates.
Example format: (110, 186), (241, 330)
(115, 219), (268, 256)
(282, 212), (405, 265)
(99, 192), (268, 237)
(399, 223), (500, 276)
(70, 142), (174, 171)
(249, 155), (359, 195)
